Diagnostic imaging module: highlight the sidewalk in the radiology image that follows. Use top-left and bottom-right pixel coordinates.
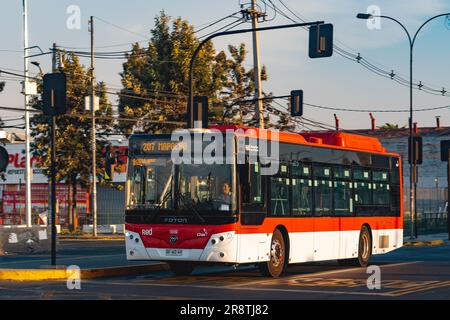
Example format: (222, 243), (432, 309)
(403, 233), (449, 246)
(0, 239), (167, 281)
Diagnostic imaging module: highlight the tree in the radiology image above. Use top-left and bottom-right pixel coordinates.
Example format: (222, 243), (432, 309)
(30, 52), (113, 231)
(117, 11), (270, 135)
(378, 123), (405, 130)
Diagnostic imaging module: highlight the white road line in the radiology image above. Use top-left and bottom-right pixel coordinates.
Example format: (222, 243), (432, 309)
(79, 278), (390, 297)
(229, 261), (421, 287)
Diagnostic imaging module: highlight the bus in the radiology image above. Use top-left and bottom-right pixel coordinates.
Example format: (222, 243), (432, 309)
(124, 125), (403, 277)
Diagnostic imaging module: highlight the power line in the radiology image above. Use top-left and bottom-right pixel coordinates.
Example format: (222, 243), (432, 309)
(93, 16), (149, 39)
(267, 0), (450, 98)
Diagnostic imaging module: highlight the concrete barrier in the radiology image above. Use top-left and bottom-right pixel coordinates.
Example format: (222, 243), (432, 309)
(82, 224), (125, 234)
(0, 226), (54, 255)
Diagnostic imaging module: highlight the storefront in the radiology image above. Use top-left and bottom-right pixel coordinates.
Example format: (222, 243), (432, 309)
(0, 142), (126, 227)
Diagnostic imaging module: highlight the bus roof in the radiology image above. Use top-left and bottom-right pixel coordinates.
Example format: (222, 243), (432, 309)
(209, 125), (389, 154)
(129, 125), (395, 156)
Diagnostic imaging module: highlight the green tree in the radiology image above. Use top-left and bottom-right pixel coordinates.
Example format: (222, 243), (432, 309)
(378, 123), (405, 130)
(30, 52), (113, 230)
(118, 11), (269, 135)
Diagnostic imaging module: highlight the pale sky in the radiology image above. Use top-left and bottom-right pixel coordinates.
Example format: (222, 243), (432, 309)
(1, 0), (450, 131)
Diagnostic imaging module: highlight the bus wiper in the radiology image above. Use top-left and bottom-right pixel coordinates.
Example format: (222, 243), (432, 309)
(177, 191), (206, 223)
(155, 186), (172, 211)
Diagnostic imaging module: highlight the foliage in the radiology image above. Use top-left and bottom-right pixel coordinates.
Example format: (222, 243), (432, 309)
(378, 123), (405, 130)
(117, 11), (273, 135)
(30, 52), (113, 229)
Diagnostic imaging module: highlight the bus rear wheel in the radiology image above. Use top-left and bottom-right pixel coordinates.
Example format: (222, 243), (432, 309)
(259, 229), (287, 278)
(337, 226), (372, 267)
(168, 262), (194, 276)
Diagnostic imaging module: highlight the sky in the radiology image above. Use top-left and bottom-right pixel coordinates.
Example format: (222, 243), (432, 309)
(1, 0), (450, 131)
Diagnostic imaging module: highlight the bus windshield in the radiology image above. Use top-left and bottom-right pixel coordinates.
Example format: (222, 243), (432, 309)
(127, 158), (235, 214)
(128, 157), (174, 210)
(178, 163), (233, 212)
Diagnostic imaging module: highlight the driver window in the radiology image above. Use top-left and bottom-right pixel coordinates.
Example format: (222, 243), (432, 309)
(239, 161), (265, 209)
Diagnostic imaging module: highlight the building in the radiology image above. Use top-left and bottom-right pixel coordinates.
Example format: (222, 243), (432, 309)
(0, 137), (127, 228)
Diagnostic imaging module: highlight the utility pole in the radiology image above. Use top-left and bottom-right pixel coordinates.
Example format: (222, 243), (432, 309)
(23, 0), (32, 227)
(250, 0), (264, 129)
(89, 16), (98, 237)
(50, 43), (57, 266)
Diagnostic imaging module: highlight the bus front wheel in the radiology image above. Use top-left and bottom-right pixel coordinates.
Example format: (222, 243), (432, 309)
(168, 262), (194, 276)
(259, 229), (287, 278)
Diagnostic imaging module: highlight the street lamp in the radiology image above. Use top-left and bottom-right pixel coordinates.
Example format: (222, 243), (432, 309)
(357, 12), (450, 239)
(30, 61), (43, 75)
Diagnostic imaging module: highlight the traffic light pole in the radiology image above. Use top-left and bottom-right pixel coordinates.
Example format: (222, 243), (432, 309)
(50, 43), (57, 266)
(89, 16), (98, 237)
(50, 114), (57, 266)
(187, 21), (324, 128)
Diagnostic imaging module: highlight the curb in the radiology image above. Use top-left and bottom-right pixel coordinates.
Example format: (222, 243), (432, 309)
(0, 262), (168, 281)
(403, 239), (446, 247)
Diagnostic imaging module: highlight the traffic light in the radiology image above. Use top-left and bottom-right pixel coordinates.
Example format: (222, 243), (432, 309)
(104, 145), (118, 181)
(187, 96), (208, 128)
(290, 90), (303, 117)
(104, 145), (116, 181)
(0, 146), (8, 173)
(408, 136), (423, 164)
(42, 73), (67, 116)
(309, 23), (333, 59)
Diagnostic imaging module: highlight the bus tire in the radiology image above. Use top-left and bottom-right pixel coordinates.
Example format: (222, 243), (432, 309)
(168, 262), (194, 276)
(357, 225), (372, 267)
(259, 229), (287, 278)
(337, 226), (372, 267)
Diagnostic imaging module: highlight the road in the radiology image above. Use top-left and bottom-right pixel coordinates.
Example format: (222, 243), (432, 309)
(1, 240), (450, 300)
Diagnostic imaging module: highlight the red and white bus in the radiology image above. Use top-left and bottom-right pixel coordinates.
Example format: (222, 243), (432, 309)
(125, 125), (403, 277)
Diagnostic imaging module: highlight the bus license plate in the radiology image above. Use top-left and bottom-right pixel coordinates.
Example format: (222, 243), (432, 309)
(166, 249), (183, 256)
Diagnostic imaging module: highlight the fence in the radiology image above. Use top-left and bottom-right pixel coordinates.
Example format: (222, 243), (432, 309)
(404, 187), (448, 236)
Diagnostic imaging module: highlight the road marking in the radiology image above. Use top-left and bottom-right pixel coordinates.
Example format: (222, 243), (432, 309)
(228, 261), (420, 287)
(387, 280), (450, 297)
(40, 291), (54, 299)
(81, 278), (389, 297)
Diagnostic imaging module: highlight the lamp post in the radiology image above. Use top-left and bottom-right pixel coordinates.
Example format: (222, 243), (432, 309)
(187, 21), (325, 129)
(357, 12), (450, 239)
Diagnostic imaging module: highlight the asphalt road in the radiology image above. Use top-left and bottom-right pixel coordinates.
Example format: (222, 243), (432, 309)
(1, 240), (450, 300)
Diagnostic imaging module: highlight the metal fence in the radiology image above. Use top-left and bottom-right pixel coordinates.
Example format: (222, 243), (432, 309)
(404, 187), (448, 236)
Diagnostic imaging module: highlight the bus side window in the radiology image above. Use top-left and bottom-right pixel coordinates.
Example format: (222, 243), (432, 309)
(313, 165), (333, 216)
(291, 162), (312, 216)
(333, 167), (352, 216)
(239, 161), (264, 209)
